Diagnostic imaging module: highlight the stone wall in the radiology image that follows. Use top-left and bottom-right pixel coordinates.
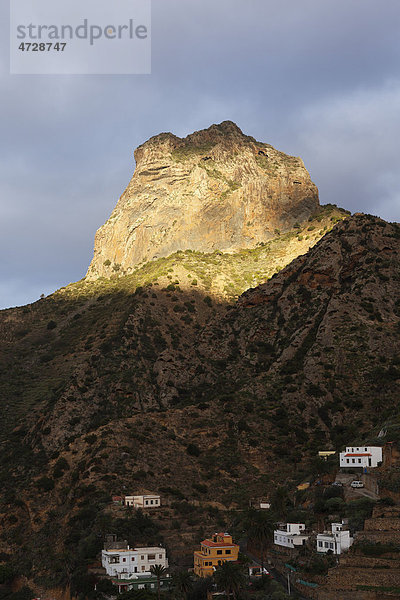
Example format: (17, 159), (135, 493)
(364, 517), (400, 531)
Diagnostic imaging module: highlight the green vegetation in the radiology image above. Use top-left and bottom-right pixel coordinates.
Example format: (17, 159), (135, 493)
(171, 142), (215, 162)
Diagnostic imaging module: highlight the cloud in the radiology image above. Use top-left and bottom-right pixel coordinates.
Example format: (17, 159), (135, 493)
(0, 0), (399, 307)
(290, 81), (400, 220)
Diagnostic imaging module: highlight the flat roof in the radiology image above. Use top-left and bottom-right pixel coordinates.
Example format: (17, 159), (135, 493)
(274, 530), (308, 537)
(103, 547), (164, 553)
(201, 541), (236, 548)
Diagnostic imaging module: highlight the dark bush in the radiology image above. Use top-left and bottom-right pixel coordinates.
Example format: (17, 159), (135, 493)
(0, 565), (14, 584)
(36, 476), (55, 491)
(53, 457), (70, 479)
(186, 443), (201, 457)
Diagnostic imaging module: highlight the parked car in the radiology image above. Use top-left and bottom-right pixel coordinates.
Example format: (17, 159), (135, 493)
(332, 481), (343, 487)
(350, 480), (364, 488)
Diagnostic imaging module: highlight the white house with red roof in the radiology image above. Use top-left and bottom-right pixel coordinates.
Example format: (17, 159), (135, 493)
(339, 446), (382, 469)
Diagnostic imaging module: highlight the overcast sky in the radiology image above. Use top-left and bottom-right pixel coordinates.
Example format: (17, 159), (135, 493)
(1, 0), (399, 309)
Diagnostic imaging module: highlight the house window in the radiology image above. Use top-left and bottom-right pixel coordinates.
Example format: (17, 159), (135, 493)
(141, 566), (145, 572)
(131, 557), (135, 561)
(159, 554), (162, 559)
(141, 556), (144, 560)
(318, 541), (323, 547)
(325, 542), (329, 548)
(217, 550), (222, 555)
(226, 550), (231, 554)
(148, 554), (156, 560)
(122, 558), (126, 562)
(352, 459), (355, 463)
(330, 543), (334, 549)
(151, 500), (154, 505)
(346, 459), (349, 464)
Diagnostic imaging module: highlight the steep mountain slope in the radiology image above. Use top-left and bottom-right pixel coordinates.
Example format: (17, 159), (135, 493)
(86, 121), (319, 279)
(0, 121), (398, 593)
(0, 213), (399, 590)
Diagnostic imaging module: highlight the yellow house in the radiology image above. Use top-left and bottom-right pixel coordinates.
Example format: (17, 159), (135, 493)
(194, 533), (239, 578)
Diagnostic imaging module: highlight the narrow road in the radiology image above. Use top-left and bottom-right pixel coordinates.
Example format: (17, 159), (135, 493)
(243, 546), (308, 600)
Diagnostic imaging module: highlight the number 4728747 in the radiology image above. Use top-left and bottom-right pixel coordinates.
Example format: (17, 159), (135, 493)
(18, 42), (67, 51)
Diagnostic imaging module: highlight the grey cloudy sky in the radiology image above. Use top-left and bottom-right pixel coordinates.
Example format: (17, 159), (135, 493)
(0, 0), (399, 308)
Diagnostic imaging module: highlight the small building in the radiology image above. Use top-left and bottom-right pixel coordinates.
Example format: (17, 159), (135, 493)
(250, 498), (271, 509)
(194, 532), (239, 578)
(339, 446), (382, 469)
(273, 524), (309, 549)
(318, 451), (336, 461)
(124, 494), (161, 509)
(317, 522), (353, 555)
(102, 540), (168, 578)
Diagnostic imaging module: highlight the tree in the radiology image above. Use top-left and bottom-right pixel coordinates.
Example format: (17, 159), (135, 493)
(187, 576), (213, 600)
(270, 486), (291, 519)
(172, 570), (193, 600)
(150, 564), (167, 600)
(244, 509), (274, 575)
(213, 561), (246, 600)
(0, 564), (14, 584)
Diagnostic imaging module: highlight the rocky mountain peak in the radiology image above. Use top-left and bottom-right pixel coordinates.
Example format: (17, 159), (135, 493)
(86, 122), (320, 279)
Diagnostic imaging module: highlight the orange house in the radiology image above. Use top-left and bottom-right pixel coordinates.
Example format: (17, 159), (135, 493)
(194, 533), (239, 577)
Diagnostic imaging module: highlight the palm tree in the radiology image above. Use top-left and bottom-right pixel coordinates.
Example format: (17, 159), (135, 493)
(270, 486), (290, 519)
(245, 510), (274, 575)
(150, 564), (167, 600)
(213, 561), (246, 599)
(171, 570), (193, 600)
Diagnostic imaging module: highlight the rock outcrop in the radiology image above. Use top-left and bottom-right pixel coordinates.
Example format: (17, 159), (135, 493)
(86, 121), (319, 279)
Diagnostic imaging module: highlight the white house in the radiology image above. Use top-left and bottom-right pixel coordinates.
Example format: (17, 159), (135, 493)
(273, 524), (308, 549)
(102, 545), (168, 578)
(124, 494), (161, 508)
(317, 522), (353, 555)
(339, 446), (382, 469)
